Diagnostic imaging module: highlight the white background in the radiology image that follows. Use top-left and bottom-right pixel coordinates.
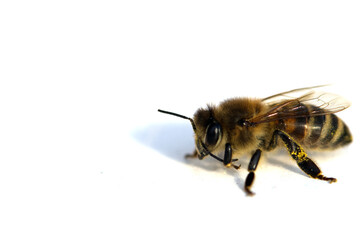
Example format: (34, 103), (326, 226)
(1, 1), (359, 239)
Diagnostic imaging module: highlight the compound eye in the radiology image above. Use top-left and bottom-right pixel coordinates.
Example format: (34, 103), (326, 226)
(205, 122), (221, 146)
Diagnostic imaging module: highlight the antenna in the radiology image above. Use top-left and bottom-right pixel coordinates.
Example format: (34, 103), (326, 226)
(158, 109), (196, 131)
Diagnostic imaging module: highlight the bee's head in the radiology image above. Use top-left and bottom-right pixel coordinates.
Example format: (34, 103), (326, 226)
(192, 106), (224, 159)
(158, 107), (223, 160)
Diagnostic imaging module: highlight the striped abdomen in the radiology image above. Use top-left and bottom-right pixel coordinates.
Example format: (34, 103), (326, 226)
(276, 104), (352, 149)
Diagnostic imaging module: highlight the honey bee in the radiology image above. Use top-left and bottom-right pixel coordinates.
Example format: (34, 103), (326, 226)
(158, 86), (352, 195)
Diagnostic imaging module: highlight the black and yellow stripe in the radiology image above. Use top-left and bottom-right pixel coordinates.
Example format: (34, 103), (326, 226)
(277, 104), (352, 149)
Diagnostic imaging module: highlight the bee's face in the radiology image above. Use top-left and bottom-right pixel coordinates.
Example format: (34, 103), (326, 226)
(193, 107), (223, 159)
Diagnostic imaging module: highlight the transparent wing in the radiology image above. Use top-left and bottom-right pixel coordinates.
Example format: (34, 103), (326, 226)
(248, 86), (350, 125)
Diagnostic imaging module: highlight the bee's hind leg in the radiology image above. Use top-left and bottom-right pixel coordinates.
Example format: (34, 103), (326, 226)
(275, 130), (337, 183)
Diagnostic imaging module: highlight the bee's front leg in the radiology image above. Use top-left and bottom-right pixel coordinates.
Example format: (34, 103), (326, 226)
(224, 143), (241, 169)
(185, 149), (198, 159)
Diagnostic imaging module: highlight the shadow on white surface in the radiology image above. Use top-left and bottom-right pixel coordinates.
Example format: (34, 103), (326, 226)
(132, 123), (226, 171)
(132, 123), (192, 161)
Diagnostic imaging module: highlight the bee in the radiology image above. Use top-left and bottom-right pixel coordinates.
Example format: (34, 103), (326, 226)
(158, 86), (352, 195)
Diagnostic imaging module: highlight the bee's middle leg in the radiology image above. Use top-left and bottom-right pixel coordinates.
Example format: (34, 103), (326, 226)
(244, 149), (262, 196)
